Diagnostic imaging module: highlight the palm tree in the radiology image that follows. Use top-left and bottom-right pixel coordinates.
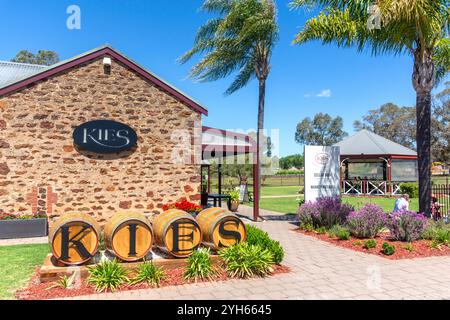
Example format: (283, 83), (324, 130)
(290, 0), (449, 216)
(179, 0), (279, 220)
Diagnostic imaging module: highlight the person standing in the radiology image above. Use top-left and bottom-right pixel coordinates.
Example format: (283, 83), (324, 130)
(394, 194), (410, 212)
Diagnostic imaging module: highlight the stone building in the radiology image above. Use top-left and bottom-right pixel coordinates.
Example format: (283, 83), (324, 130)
(0, 46), (217, 224)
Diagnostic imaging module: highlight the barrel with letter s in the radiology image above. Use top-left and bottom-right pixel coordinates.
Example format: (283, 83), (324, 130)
(196, 207), (246, 250)
(49, 213), (100, 266)
(104, 212), (154, 262)
(152, 209), (202, 258)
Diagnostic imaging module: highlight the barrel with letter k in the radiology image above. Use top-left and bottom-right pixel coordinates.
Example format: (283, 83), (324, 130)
(49, 213), (100, 266)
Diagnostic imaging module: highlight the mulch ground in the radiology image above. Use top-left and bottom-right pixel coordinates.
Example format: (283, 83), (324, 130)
(16, 264), (291, 300)
(295, 229), (450, 260)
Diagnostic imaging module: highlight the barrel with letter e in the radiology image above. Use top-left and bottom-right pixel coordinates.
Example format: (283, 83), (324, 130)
(104, 212), (153, 262)
(152, 209), (202, 258)
(49, 213), (100, 266)
(196, 207), (246, 250)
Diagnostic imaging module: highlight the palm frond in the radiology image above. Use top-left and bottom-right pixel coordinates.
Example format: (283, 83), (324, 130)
(226, 57), (257, 95)
(294, 7), (414, 56)
(201, 0), (233, 13)
(179, 0), (278, 94)
(434, 37), (450, 84)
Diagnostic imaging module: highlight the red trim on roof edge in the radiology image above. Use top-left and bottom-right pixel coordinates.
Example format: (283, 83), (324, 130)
(0, 47), (208, 116)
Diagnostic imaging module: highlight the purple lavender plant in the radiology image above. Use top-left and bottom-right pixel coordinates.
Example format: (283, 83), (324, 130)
(346, 204), (388, 238)
(388, 210), (429, 242)
(297, 201), (317, 228)
(297, 197), (353, 229)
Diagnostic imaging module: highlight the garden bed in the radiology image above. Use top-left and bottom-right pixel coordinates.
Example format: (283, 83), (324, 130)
(296, 229), (450, 260)
(16, 264), (291, 300)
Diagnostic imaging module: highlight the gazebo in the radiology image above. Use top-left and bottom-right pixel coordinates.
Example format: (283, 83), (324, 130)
(333, 130), (418, 196)
(201, 126), (258, 220)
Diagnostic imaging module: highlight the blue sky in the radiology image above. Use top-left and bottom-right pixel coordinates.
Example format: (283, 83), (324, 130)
(0, 1), (446, 157)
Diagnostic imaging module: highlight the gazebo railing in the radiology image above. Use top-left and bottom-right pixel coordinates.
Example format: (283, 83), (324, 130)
(342, 180), (406, 196)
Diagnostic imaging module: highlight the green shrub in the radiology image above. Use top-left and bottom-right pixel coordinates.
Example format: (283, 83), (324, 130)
(315, 226), (327, 234)
(381, 242), (396, 256)
(87, 259), (129, 292)
(219, 243), (274, 278)
(422, 220), (450, 245)
(399, 182), (419, 198)
(364, 239), (377, 249)
(130, 261), (165, 287)
(328, 225), (350, 240)
(246, 225), (284, 264)
(300, 223), (314, 232)
(184, 248), (216, 281)
(401, 243), (414, 252)
(353, 240), (363, 246)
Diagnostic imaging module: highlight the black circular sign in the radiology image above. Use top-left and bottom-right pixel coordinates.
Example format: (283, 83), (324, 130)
(73, 120), (138, 153)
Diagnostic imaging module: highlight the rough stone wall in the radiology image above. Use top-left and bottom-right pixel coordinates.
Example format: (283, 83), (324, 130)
(0, 57), (202, 224)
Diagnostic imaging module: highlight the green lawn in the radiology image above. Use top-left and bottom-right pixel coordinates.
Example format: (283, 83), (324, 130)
(250, 194), (419, 214)
(259, 186), (301, 197)
(0, 244), (49, 300)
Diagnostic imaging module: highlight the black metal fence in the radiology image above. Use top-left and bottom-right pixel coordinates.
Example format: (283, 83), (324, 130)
(432, 184), (450, 219)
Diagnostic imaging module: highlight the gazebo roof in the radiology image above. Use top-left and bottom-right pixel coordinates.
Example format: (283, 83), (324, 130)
(334, 129), (417, 157)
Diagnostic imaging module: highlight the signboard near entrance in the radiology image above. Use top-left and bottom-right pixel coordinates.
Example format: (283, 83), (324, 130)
(304, 146), (341, 202)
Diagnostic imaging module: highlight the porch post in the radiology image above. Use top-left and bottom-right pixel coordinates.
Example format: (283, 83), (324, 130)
(252, 154), (260, 221)
(207, 165), (211, 193)
(388, 157), (393, 195)
(218, 164), (222, 206)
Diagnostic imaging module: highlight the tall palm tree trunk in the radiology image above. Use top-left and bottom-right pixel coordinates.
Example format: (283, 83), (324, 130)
(416, 91), (432, 216)
(255, 78), (266, 221)
(413, 49), (434, 217)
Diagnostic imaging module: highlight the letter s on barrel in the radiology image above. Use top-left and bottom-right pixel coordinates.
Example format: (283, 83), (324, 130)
(73, 120), (138, 153)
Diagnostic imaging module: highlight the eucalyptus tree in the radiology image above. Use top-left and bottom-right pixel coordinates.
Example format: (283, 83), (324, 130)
(180, 0), (279, 218)
(290, 0), (449, 215)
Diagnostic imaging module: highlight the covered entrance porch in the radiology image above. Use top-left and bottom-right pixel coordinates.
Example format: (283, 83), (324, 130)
(201, 126), (259, 220)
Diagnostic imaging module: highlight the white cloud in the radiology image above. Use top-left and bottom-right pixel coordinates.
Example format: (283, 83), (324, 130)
(317, 89), (332, 98)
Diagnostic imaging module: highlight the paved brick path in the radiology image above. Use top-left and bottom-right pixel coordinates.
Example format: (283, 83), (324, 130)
(66, 219), (450, 300)
(0, 237), (48, 247)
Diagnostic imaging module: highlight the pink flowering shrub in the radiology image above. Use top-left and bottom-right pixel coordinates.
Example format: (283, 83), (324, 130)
(388, 210), (428, 242)
(346, 204), (388, 238)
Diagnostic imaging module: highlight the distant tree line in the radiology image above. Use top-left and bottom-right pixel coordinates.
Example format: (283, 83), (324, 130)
(10, 50), (59, 66)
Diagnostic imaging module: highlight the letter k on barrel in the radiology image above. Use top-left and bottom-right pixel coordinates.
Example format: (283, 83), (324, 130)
(49, 213), (100, 266)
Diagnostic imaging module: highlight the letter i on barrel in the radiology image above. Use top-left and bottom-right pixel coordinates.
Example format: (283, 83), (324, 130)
(104, 212), (153, 262)
(49, 213), (100, 266)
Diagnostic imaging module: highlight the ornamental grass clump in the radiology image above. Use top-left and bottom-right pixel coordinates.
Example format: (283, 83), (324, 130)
(388, 211), (428, 242)
(297, 196), (353, 229)
(346, 204), (388, 239)
(184, 248), (217, 281)
(87, 259), (129, 293)
(219, 243), (274, 279)
(130, 261), (165, 287)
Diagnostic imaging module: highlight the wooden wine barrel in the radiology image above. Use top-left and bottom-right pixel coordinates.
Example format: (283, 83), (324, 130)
(196, 207), (246, 250)
(49, 213), (100, 266)
(104, 212), (153, 262)
(153, 209), (202, 257)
